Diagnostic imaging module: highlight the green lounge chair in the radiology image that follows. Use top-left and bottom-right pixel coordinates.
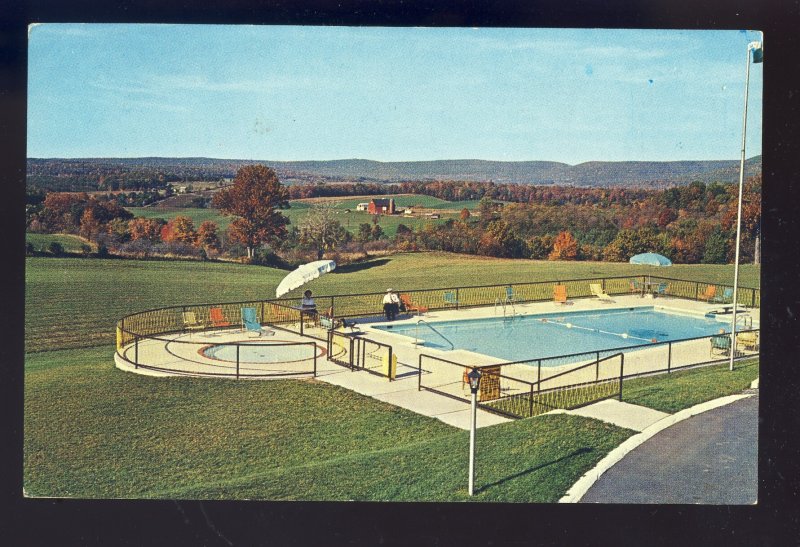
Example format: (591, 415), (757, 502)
(710, 334), (731, 357)
(443, 291), (459, 307)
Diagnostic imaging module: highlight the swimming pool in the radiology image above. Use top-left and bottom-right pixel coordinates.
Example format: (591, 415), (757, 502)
(374, 307), (736, 362)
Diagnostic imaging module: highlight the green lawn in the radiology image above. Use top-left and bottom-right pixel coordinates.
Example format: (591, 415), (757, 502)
(622, 359), (760, 413)
(26, 233), (93, 253)
(24, 254), (760, 500)
(24, 346), (632, 500)
(24, 254), (760, 352)
(126, 194), (476, 237)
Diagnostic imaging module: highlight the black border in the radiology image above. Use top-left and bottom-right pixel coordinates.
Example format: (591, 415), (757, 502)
(4, 1), (800, 545)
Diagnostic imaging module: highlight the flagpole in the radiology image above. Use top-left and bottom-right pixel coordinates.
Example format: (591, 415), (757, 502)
(729, 39), (761, 372)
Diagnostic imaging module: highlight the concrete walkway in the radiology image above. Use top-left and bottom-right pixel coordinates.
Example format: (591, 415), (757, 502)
(314, 357), (511, 430)
(564, 399), (669, 431)
(567, 392), (758, 504)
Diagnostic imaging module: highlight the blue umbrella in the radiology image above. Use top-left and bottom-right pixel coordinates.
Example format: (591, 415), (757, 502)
(629, 253), (672, 266)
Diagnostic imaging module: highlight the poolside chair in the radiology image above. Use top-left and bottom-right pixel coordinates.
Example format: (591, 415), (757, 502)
(443, 291), (459, 307)
(712, 287), (734, 304)
(209, 306), (232, 328)
(629, 279), (642, 294)
(241, 307), (274, 337)
(736, 331), (759, 351)
(553, 284), (568, 305)
(182, 311), (206, 335)
(655, 283), (669, 297)
(700, 285), (717, 302)
(400, 294), (429, 316)
(710, 333), (731, 357)
(504, 286), (519, 304)
(589, 283), (614, 303)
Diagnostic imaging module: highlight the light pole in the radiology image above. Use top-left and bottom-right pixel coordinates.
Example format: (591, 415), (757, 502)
(467, 367), (482, 496)
(730, 38), (763, 372)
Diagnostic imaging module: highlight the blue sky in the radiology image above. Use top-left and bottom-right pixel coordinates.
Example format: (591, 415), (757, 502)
(27, 25), (763, 164)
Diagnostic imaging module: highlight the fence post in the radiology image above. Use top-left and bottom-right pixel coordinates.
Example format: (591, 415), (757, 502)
(134, 336), (139, 368)
(751, 289), (756, 309)
(537, 360), (542, 392)
(529, 384), (534, 418)
(456, 288), (460, 309)
(388, 347), (394, 381)
(694, 283), (699, 301)
(595, 351), (600, 381)
(619, 354), (625, 401)
(313, 343), (317, 377)
(418, 355), (422, 391)
(667, 342), (672, 373)
(236, 344), (240, 379)
(300, 313), (304, 336)
(350, 337), (356, 370)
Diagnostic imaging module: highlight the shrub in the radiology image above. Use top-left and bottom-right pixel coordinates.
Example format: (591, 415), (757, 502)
(48, 242), (65, 256)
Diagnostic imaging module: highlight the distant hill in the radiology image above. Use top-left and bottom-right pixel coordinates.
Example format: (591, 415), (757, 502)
(27, 156), (762, 191)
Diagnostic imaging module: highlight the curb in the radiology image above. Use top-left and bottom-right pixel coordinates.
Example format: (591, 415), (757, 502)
(559, 392), (755, 503)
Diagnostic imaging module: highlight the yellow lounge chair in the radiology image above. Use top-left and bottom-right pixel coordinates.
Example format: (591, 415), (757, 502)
(182, 311), (206, 336)
(736, 331), (759, 351)
(589, 283), (614, 303)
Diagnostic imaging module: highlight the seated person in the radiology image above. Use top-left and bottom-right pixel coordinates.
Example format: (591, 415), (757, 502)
(301, 289), (317, 324)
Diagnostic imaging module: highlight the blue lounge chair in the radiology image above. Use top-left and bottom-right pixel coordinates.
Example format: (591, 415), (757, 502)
(443, 291), (459, 307)
(710, 334), (731, 357)
(712, 287), (734, 304)
(241, 307), (273, 337)
(504, 286), (519, 304)
(655, 283), (669, 297)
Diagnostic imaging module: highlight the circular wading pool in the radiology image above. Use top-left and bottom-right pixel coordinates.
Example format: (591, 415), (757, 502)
(201, 341), (325, 364)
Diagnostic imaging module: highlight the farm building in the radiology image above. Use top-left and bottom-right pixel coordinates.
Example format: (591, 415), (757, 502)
(368, 198), (396, 215)
(356, 202), (370, 211)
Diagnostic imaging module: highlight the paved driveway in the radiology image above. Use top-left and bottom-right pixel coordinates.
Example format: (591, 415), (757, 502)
(581, 394), (758, 504)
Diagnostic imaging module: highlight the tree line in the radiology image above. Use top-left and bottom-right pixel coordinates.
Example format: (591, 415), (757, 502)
(26, 165), (761, 266)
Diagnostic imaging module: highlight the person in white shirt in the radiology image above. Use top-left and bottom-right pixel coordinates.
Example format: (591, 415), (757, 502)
(301, 289), (317, 325)
(382, 288), (400, 320)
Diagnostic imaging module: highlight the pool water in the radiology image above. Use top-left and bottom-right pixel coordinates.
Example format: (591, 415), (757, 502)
(374, 307), (734, 362)
(203, 343), (316, 363)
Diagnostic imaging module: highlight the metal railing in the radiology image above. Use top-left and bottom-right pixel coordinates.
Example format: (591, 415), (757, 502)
(414, 319), (454, 350)
(326, 329), (394, 379)
(417, 352), (625, 419)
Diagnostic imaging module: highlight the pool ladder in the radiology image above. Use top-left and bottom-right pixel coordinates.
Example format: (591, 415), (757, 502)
(414, 319), (455, 350)
(494, 297), (516, 318)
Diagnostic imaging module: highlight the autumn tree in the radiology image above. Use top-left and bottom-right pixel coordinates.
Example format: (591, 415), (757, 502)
(298, 202), (351, 259)
(548, 231), (579, 261)
(196, 221), (220, 250)
(129, 217), (164, 242)
(161, 216), (198, 244)
(459, 208), (471, 221)
(212, 165), (289, 258)
(477, 220), (527, 258)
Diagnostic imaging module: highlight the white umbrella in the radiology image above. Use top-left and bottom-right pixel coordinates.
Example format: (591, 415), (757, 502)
(275, 260), (336, 297)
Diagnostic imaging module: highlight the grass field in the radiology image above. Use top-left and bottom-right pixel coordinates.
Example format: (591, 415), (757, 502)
(126, 194), (478, 237)
(24, 253), (760, 500)
(622, 359), (760, 413)
(24, 253), (760, 352)
(25, 233), (93, 253)
(24, 346), (632, 500)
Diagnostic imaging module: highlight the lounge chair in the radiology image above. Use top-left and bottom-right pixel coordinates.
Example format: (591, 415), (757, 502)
(241, 307), (274, 337)
(443, 291), (459, 307)
(712, 287), (734, 304)
(655, 283), (669, 297)
(736, 331), (759, 351)
(504, 286), (519, 304)
(553, 284), (568, 304)
(710, 333), (731, 357)
(182, 311), (206, 335)
(209, 306), (232, 328)
(700, 285), (717, 302)
(400, 294), (429, 316)
(629, 279), (642, 294)
(589, 283), (614, 303)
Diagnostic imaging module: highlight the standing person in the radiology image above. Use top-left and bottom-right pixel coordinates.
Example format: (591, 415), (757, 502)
(382, 288), (400, 321)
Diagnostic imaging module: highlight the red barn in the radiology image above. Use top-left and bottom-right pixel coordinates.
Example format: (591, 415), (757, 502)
(368, 198), (395, 215)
